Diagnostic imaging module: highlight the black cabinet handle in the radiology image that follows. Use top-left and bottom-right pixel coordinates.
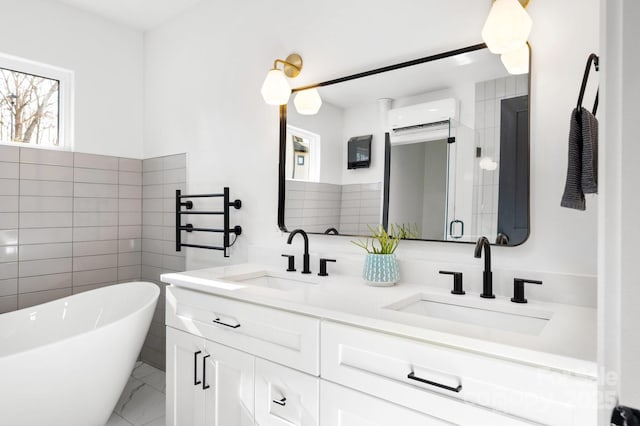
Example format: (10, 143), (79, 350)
(213, 317), (241, 329)
(272, 397), (287, 406)
(407, 372), (462, 393)
(193, 350), (202, 386)
(202, 354), (211, 390)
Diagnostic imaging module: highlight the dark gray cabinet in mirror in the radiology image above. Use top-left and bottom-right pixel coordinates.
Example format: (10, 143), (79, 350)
(278, 44), (530, 246)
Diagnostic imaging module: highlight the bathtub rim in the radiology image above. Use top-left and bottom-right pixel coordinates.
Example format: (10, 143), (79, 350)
(0, 281), (160, 360)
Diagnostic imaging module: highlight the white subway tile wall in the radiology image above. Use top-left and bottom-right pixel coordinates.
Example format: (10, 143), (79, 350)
(141, 154), (186, 370)
(0, 147), (187, 371)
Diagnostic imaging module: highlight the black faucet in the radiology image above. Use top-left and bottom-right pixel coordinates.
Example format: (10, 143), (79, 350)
(474, 236), (495, 298)
(287, 229), (311, 274)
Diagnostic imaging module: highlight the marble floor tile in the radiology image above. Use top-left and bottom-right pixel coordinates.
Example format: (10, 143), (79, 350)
(132, 361), (166, 393)
(141, 369), (166, 394)
(131, 361), (156, 379)
(113, 374), (165, 426)
(142, 416), (165, 426)
(106, 412), (132, 426)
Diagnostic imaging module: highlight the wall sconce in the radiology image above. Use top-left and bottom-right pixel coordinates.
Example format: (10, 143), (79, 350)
(261, 53), (303, 106)
(294, 88), (322, 115)
(481, 0), (532, 75)
(482, 0), (531, 54)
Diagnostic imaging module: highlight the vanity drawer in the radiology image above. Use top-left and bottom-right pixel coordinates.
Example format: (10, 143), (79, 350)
(255, 358), (319, 426)
(166, 287), (320, 375)
(321, 321), (597, 426)
(320, 380), (452, 426)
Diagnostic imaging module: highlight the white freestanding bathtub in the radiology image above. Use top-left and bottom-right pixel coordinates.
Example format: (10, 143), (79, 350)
(0, 282), (160, 426)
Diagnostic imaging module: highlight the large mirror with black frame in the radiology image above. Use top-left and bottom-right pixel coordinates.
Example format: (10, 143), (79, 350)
(278, 44), (530, 246)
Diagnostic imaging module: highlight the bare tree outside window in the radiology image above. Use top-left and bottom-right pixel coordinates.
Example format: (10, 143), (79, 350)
(0, 67), (60, 146)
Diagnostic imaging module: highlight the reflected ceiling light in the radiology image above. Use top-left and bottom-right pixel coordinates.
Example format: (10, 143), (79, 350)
(261, 53), (303, 106)
(294, 88), (323, 115)
(453, 53), (474, 66)
(501, 43), (530, 75)
(481, 0), (532, 55)
(479, 156), (498, 171)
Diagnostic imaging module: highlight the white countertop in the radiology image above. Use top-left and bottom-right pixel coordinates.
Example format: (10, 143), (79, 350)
(161, 263), (597, 379)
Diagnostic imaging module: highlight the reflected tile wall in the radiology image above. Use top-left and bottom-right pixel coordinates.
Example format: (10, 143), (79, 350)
(339, 183), (382, 235)
(285, 181), (341, 234)
(141, 154), (186, 370)
(284, 181), (382, 235)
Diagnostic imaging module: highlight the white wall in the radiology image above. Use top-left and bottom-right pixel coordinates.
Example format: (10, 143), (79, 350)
(340, 102), (383, 185)
(143, 0), (599, 278)
(0, 0), (144, 158)
(599, 0), (640, 416)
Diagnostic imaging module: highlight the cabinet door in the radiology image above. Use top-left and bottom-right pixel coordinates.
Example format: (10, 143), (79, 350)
(167, 326), (206, 426)
(203, 339), (255, 426)
(320, 380), (453, 426)
(255, 358), (319, 426)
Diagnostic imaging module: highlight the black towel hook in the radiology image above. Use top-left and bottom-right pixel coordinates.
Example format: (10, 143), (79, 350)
(577, 53), (600, 115)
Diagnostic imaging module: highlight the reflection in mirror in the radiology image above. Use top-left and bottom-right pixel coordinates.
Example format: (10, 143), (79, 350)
(285, 126), (319, 181)
(283, 84), (384, 235)
(279, 44), (530, 245)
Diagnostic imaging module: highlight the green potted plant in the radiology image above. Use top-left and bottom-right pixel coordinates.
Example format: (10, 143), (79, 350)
(352, 224), (416, 286)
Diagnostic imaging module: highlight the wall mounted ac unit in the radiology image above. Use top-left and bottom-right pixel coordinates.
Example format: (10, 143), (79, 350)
(388, 98), (459, 145)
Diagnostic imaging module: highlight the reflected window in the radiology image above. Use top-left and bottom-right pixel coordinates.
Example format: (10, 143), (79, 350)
(286, 126), (320, 182)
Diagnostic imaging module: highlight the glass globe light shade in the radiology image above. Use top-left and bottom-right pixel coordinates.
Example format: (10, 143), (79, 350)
(481, 0), (532, 54)
(261, 69), (291, 105)
(501, 43), (530, 74)
(294, 88), (323, 115)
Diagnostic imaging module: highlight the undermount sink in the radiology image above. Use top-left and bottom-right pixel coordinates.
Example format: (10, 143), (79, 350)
(221, 270), (318, 291)
(386, 293), (553, 335)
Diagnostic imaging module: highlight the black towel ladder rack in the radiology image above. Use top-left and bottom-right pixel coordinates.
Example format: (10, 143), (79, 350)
(577, 53), (600, 115)
(175, 187), (242, 257)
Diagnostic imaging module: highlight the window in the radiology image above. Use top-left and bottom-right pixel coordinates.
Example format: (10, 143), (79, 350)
(0, 53), (73, 150)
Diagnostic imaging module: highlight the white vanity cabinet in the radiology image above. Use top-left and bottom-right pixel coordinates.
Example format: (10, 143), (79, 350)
(165, 284), (597, 426)
(166, 286), (320, 426)
(166, 326), (255, 426)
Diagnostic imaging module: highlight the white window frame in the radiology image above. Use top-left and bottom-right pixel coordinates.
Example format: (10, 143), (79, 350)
(0, 51), (74, 151)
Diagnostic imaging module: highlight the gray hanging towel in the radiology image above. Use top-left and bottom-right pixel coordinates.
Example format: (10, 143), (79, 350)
(581, 108), (598, 193)
(561, 108), (586, 210)
(611, 405), (640, 426)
